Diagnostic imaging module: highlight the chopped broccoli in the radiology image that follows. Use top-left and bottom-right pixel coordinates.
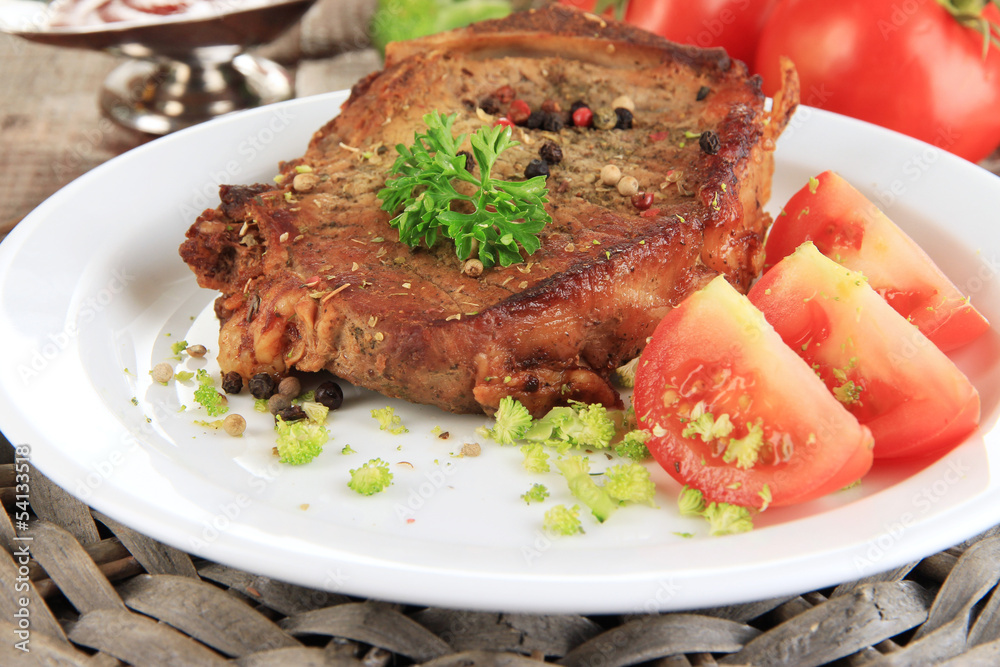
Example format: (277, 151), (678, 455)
(520, 443), (550, 473)
(371, 406), (408, 434)
(348, 458), (394, 495)
(301, 400), (329, 424)
(543, 504), (583, 536)
(521, 483), (549, 504)
(604, 463), (656, 505)
(615, 429), (651, 461)
(193, 369), (228, 417)
(525, 401), (617, 450)
(275, 417), (328, 465)
(490, 396), (533, 444)
(722, 421), (764, 469)
(254, 398), (269, 413)
(556, 455), (617, 523)
(833, 380), (862, 406)
(295, 390), (316, 403)
(341, 444), (356, 455)
(174, 370), (194, 382)
(615, 356), (640, 388)
(681, 411), (734, 443)
(677, 486), (706, 516)
(758, 484), (773, 511)
(170, 339), (188, 356)
(703, 502), (754, 536)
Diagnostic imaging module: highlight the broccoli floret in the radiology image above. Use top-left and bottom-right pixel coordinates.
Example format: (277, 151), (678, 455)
(348, 458), (394, 495)
(543, 504), (583, 535)
(703, 502), (754, 536)
(174, 370), (194, 382)
(301, 400), (329, 424)
(677, 486), (706, 516)
(833, 380), (862, 406)
(525, 401), (617, 450)
(193, 369), (228, 417)
(490, 396), (533, 444)
(615, 429), (651, 461)
(681, 411), (734, 443)
(604, 463), (656, 506)
(615, 356), (640, 388)
(722, 421), (764, 469)
(556, 455), (617, 523)
(170, 339), (188, 356)
(521, 483), (549, 504)
(520, 443), (550, 473)
(275, 417), (328, 465)
(341, 444), (356, 455)
(371, 406), (408, 434)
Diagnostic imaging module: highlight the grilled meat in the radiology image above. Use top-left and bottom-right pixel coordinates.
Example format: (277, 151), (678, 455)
(180, 5), (799, 416)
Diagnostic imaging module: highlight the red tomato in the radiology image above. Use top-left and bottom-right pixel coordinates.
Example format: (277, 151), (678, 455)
(750, 242), (980, 459)
(765, 171), (990, 351)
(755, 0), (1000, 163)
(558, 0), (779, 66)
(633, 275), (873, 509)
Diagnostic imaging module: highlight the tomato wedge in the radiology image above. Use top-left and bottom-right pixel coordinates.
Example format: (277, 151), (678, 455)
(749, 243), (981, 460)
(633, 275), (873, 509)
(764, 171), (989, 351)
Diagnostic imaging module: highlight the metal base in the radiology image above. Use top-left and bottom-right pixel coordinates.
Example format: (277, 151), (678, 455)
(100, 52), (294, 135)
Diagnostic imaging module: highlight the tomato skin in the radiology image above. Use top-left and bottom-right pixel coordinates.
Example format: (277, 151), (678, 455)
(765, 171), (990, 351)
(558, 0), (779, 66)
(633, 275), (873, 509)
(755, 0), (1000, 163)
(750, 243), (981, 459)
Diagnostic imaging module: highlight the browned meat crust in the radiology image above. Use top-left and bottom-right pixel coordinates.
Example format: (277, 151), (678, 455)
(180, 5), (798, 417)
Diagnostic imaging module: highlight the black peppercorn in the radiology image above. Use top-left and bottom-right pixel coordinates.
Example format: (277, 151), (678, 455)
(222, 371), (243, 394)
(696, 85), (711, 101)
(249, 372), (276, 399)
(276, 405), (308, 423)
(539, 141), (563, 165)
(699, 130), (721, 155)
(524, 159), (550, 179)
(541, 112), (564, 133)
(315, 380), (344, 411)
(479, 96), (500, 115)
(525, 110), (545, 129)
(456, 150), (474, 172)
(613, 107), (633, 130)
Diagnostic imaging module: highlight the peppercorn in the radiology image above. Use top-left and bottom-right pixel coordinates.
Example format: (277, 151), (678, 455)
(495, 117), (515, 131)
(614, 107), (634, 130)
(699, 130), (721, 155)
(456, 150), (474, 172)
(223, 414), (246, 437)
(539, 141), (563, 165)
(611, 95), (635, 112)
(600, 164), (621, 186)
(315, 380), (344, 410)
(479, 96), (500, 115)
(541, 112), (563, 133)
(525, 110), (545, 129)
(508, 99), (531, 125)
(222, 371), (243, 394)
(186, 344), (207, 358)
(493, 84), (515, 104)
(592, 107), (617, 130)
(632, 192), (654, 210)
(276, 405), (308, 422)
(524, 159), (550, 179)
(571, 106), (593, 128)
(249, 372), (276, 399)
(267, 394), (291, 414)
(151, 363), (173, 384)
(696, 85), (711, 101)
(569, 100), (589, 115)
(617, 175), (639, 197)
(541, 98), (561, 113)
(278, 376), (301, 399)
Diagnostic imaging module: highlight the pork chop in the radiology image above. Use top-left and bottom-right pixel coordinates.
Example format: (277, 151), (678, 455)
(180, 5), (799, 416)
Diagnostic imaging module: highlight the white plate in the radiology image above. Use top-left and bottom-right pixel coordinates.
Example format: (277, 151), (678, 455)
(1, 92), (999, 615)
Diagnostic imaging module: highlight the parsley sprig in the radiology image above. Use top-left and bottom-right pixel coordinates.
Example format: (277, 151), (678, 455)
(377, 112), (551, 268)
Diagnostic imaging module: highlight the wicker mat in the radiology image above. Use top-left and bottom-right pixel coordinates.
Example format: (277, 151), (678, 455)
(3, 436), (1000, 666)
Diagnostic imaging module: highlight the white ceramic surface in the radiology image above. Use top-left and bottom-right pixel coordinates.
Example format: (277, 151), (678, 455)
(1, 91), (998, 614)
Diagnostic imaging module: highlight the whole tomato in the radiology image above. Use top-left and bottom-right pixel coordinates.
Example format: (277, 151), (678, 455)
(755, 0), (1000, 163)
(558, 0), (779, 66)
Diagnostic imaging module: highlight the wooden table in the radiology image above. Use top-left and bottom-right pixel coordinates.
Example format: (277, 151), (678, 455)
(4, 10), (1000, 666)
